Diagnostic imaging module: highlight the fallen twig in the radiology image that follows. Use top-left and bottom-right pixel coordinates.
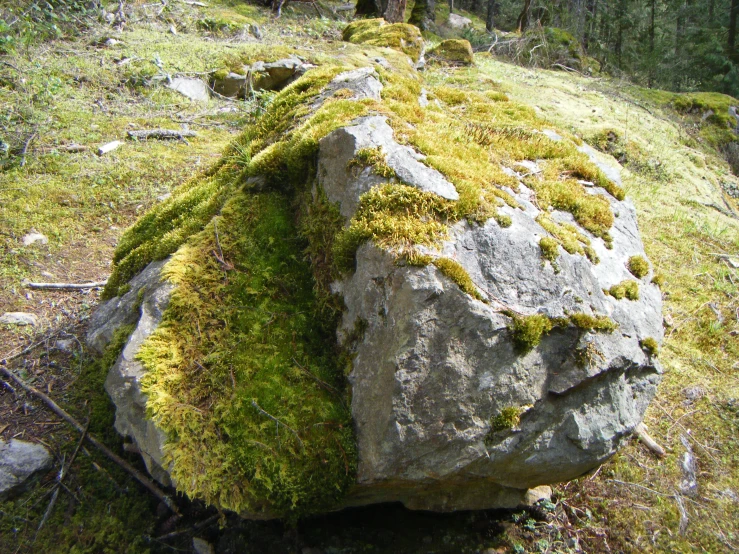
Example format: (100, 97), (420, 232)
(251, 399), (304, 450)
(35, 418), (89, 539)
(127, 129), (197, 141)
(24, 280), (108, 290)
(700, 201), (739, 220)
(634, 422), (666, 458)
(19, 130), (38, 168)
(0, 365), (180, 515)
(155, 513), (220, 541)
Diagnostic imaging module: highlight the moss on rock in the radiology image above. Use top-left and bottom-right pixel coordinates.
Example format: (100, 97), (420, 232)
(607, 280), (640, 300)
(432, 257), (485, 301)
(342, 19), (424, 62)
(627, 255), (650, 278)
(427, 39), (474, 66)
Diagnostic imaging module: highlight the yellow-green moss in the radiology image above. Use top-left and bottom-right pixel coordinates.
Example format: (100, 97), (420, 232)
(627, 255), (650, 278)
(568, 313), (618, 332)
(607, 280), (640, 300)
(138, 192), (355, 519)
(432, 257), (485, 301)
(342, 19), (424, 62)
(348, 147), (396, 179)
(509, 313), (554, 352)
(640, 337), (659, 356)
(333, 183), (456, 271)
(651, 273), (665, 288)
(427, 39), (474, 66)
(539, 236), (560, 262)
(490, 406), (524, 432)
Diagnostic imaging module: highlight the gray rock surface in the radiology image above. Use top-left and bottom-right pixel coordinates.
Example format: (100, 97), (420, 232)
(167, 77), (210, 102)
(447, 14), (472, 29)
(318, 115), (458, 218)
(324, 116), (662, 510)
(211, 57), (313, 98)
(21, 232), (48, 246)
(0, 439), (53, 500)
(0, 312), (39, 326)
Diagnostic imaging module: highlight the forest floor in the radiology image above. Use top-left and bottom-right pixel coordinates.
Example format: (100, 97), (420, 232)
(0, 1), (738, 553)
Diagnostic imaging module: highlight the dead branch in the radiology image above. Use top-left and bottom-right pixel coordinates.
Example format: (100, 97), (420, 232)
(35, 419), (89, 538)
(700, 201), (739, 220)
(19, 130), (38, 168)
(634, 422), (666, 458)
(127, 129), (197, 141)
(155, 513), (220, 541)
(0, 364), (180, 516)
(24, 280), (108, 290)
(251, 399), (304, 450)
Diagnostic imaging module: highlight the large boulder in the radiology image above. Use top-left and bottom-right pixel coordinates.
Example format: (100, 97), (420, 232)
(89, 60), (662, 517)
(317, 116), (662, 510)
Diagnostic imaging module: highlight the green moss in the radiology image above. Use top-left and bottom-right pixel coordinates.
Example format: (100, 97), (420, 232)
(607, 280), (640, 300)
(427, 39), (474, 66)
(348, 147), (397, 179)
(432, 257), (485, 301)
(539, 236), (560, 262)
(333, 183), (456, 271)
(490, 406), (524, 433)
(651, 273), (666, 288)
(568, 313), (618, 332)
(138, 192), (355, 519)
(627, 255), (650, 278)
(342, 19), (424, 62)
(640, 337), (659, 356)
(509, 313), (554, 352)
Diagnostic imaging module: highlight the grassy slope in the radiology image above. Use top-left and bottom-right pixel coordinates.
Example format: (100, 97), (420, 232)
(443, 56), (739, 552)
(0, 1), (737, 552)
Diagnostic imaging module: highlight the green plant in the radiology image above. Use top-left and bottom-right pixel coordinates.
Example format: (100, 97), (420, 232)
(627, 255), (650, 278)
(607, 280), (640, 300)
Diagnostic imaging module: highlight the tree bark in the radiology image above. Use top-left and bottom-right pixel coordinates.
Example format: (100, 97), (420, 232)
(516, 0), (532, 32)
(730, 0), (739, 56)
(355, 0), (379, 16)
(485, 0), (496, 32)
(384, 0), (407, 22)
(648, 0), (656, 86)
(409, 0), (436, 30)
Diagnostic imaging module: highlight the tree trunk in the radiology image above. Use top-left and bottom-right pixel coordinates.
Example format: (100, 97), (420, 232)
(448, 0), (454, 15)
(384, 0), (408, 23)
(486, 0), (496, 32)
(516, 0), (532, 32)
(409, 0), (436, 29)
(583, 0), (596, 50)
(355, 0), (379, 16)
(648, 0), (655, 86)
(730, 0), (739, 56)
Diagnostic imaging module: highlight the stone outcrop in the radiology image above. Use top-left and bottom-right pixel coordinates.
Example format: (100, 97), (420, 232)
(89, 62), (662, 515)
(0, 439), (52, 500)
(211, 57), (313, 98)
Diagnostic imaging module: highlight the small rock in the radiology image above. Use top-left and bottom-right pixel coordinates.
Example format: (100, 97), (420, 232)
(524, 485), (552, 506)
(0, 439), (53, 500)
(192, 537), (214, 554)
(98, 140), (123, 156)
(447, 13), (472, 29)
(157, 193), (172, 202)
(55, 339), (76, 353)
(250, 24), (262, 40)
(104, 38), (121, 47)
(169, 25), (177, 35)
(41, 271), (55, 279)
(22, 232), (48, 246)
(683, 386), (705, 404)
(418, 88), (429, 108)
(0, 312), (39, 326)
(167, 77), (210, 102)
